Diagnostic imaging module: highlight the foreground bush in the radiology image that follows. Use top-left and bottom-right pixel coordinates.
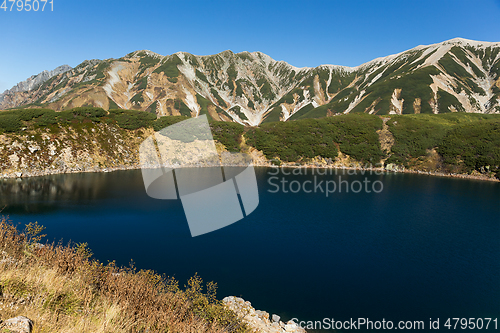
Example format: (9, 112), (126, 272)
(0, 218), (248, 333)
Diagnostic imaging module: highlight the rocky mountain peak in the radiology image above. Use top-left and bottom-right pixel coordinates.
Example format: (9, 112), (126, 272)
(1, 38), (499, 125)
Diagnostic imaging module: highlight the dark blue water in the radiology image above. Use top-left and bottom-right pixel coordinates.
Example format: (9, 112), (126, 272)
(1, 168), (499, 332)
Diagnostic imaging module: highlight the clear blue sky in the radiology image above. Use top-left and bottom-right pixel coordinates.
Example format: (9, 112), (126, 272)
(1, 0), (500, 92)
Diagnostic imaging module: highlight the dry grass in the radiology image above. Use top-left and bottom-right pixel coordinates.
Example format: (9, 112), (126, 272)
(0, 217), (249, 333)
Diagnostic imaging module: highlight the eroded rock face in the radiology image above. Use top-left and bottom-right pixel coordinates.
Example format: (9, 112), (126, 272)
(0, 124), (154, 179)
(223, 296), (306, 333)
(0, 316), (33, 333)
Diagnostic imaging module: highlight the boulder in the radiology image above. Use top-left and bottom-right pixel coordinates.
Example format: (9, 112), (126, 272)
(1, 316), (33, 333)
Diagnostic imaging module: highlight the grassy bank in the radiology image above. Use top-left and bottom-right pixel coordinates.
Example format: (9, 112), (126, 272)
(0, 217), (248, 333)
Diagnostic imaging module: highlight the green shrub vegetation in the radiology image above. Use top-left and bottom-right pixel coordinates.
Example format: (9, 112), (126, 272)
(386, 113), (500, 174)
(139, 54), (161, 68)
(152, 115), (189, 131)
(136, 76), (148, 90)
(57, 107), (107, 123)
(131, 92), (144, 104)
(353, 66), (440, 115)
(108, 109), (157, 130)
(437, 89), (464, 112)
(210, 121), (244, 152)
(146, 101), (158, 114)
(326, 114), (384, 162)
(211, 88), (227, 108)
(0, 107), (163, 133)
(174, 99), (192, 117)
(386, 115), (451, 165)
(196, 69), (209, 83)
(1, 107), (498, 177)
(107, 97), (119, 109)
(289, 103), (315, 121)
(245, 118), (338, 162)
(229, 106), (248, 121)
(245, 114), (383, 162)
(438, 118), (500, 174)
(153, 54), (183, 79)
(0, 108), (60, 132)
(197, 94), (212, 119)
(262, 106), (282, 123)
(257, 77), (275, 101)
(93, 61), (111, 81)
(237, 52), (252, 62)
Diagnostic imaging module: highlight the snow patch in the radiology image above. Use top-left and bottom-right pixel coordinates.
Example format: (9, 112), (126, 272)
(178, 54), (197, 83)
(423, 44), (454, 67)
(103, 63), (124, 98)
(410, 46), (437, 68)
(429, 74), (471, 113)
(367, 71), (384, 87)
(344, 90), (365, 114)
(444, 38), (500, 48)
(280, 104), (290, 121)
(325, 67), (333, 99)
(390, 89), (404, 114)
(183, 88), (200, 116)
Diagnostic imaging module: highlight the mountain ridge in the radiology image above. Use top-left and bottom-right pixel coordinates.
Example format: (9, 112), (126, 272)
(0, 64), (72, 103)
(1, 38), (499, 125)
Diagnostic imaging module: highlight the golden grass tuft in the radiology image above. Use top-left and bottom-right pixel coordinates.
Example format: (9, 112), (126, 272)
(0, 217), (249, 333)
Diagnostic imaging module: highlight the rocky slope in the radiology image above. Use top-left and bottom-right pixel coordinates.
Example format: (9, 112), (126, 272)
(223, 296), (306, 333)
(0, 112), (498, 182)
(1, 38), (499, 126)
(0, 65), (71, 105)
(0, 122), (151, 178)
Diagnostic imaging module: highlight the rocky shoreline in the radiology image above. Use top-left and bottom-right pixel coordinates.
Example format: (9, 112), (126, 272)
(0, 123), (497, 182)
(1, 161), (498, 183)
(263, 162), (500, 182)
(223, 296), (306, 333)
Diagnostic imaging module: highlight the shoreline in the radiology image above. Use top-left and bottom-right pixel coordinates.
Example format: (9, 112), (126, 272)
(1, 161), (498, 183)
(257, 162), (500, 182)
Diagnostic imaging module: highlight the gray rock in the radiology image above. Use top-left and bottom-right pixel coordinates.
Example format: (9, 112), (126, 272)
(385, 163), (395, 171)
(385, 163), (404, 172)
(1, 316), (33, 333)
(272, 314), (281, 323)
(28, 146), (39, 153)
(285, 320), (302, 332)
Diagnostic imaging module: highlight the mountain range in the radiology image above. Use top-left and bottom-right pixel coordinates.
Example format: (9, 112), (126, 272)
(1, 38), (499, 126)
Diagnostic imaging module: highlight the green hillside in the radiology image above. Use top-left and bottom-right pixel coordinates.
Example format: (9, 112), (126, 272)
(0, 108), (499, 179)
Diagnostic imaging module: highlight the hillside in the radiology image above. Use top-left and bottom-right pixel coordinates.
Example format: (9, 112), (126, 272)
(1, 38), (499, 126)
(0, 217), (251, 333)
(0, 107), (498, 180)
